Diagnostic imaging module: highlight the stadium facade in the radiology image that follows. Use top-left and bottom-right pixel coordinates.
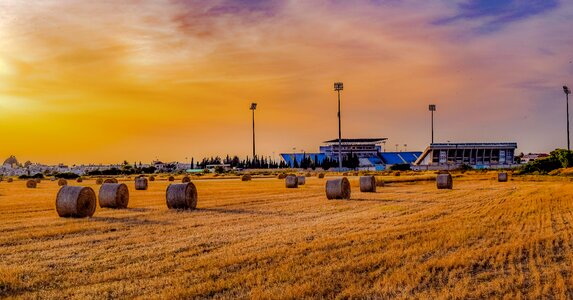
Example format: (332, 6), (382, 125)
(413, 142), (518, 170)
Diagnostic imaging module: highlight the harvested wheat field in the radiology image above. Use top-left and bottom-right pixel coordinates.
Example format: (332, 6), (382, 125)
(2, 174), (573, 298)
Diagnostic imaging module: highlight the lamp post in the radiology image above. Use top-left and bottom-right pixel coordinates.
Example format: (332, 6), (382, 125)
(429, 104), (436, 144)
(334, 82), (344, 170)
(250, 103), (257, 159)
(564, 86), (571, 151)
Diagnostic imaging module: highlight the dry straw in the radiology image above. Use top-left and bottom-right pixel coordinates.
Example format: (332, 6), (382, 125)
(296, 176), (306, 185)
(375, 177), (385, 187)
(98, 183), (129, 208)
(285, 175), (298, 188)
(135, 177), (148, 190)
(56, 186), (97, 218)
(498, 172), (508, 182)
(359, 176), (376, 193)
(166, 182), (197, 210)
(436, 173), (453, 189)
(58, 179), (68, 186)
(305, 173), (311, 177)
(326, 177), (351, 200)
(182, 176), (191, 183)
(26, 180), (37, 188)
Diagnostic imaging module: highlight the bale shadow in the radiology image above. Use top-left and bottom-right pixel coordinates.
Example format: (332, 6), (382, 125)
(90, 216), (171, 226)
(197, 207), (293, 217)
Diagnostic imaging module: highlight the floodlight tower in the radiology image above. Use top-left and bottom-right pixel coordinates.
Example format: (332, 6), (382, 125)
(564, 86), (571, 150)
(250, 103), (257, 159)
(334, 82), (344, 169)
(429, 104), (436, 144)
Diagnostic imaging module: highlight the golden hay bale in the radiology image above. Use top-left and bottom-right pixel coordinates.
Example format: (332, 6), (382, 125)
(296, 176), (306, 185)
(342, 172), (349, 176)
(34, 178), (41, 183)
(285, 175), (298, 188)
(56, 186), (97, 218)
(168, 176), (175, 182)
(57, 179), (68, 186)
(76, 177), (83, 183)
(326, 177), (351, 200)
(318, 173), (325, 179)
(104, 178), (118, 184)
(7, 178), (13, 183)
(436, 174), (453, 189)
(359, 176), (376, 193)
(26, 180), (37, 188)
(149, 176), (156, 182)
(353, 172), (359, 176)
(305, 173), (311, 177)
(241, 174), (252, 181)
(98, 183), (129, 209)
(166, 182), (197, 210)
(96, 178), (103, 185)
(498, 172), (508, 182)
(182, 176), (191, 183)
(135, 177), (148, 190)
(277, 173), (287, 179)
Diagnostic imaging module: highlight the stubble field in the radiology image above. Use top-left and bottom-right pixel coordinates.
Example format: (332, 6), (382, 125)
(1, 173), (573, 299)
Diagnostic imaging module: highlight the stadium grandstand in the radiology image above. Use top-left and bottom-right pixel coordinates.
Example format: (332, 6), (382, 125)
(280, 138), (421, 170)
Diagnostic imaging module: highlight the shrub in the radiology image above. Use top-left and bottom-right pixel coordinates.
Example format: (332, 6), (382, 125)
(389, 164), (411, 171)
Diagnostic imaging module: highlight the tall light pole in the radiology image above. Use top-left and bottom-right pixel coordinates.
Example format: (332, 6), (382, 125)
(564, 86), (571, 150)
(334, 82), (344, 169)
(429, 104), (436, 144)
(250, 103), (257, 159)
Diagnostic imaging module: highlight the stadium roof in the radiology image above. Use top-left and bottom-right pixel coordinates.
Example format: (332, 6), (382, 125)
(323, 138), (387, 144)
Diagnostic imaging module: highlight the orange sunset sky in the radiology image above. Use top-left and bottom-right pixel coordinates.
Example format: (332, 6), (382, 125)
(1, 0), (572, 164)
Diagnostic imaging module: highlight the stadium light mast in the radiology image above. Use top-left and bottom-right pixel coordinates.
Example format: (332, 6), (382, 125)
(250, 103), (257, 159)
(564, 86), (571, 150)
(429, 104), (436, 144)
(334, 82), (344, 169)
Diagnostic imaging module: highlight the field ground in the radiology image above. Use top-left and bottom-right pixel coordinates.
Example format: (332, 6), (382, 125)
(2, 173), (573, 298)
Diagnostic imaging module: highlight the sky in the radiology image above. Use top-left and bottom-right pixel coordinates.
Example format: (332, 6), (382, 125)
(0, 0), (572, 164)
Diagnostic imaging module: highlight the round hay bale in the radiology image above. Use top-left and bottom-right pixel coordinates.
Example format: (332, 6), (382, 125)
(326, 177), (351, 200)
(166, 182), (197, 210)
(149, 176), (156, 182)
(135, 177), (148, 190)
(359, 176), (376, 193)
(76, 177), (83, 183)
(182, 176), (191, 183)
(305, 173), (311, 177)
(498, 172), (508, 182)
(285, 175), (298, 188)
(57, 179), (68, 186)
(104, 178), (118, 184)
(56, 186), (97, 218)
(96, 178), (103, 185)
(7, 178), (13, 183)
(296, 176), (306, 185)
(241, 174), (252, 181)
(98, 183), (129, 209)
(26, 180), (37, 188)
(277, 173), (287, 179)
(168, 176), (175, 182)
(34, 178), (41, 183)
(342, 172), (349, 176)
(436, 174), (453, 189)
(318, 173), (325, 179)
(353, 172), (359, 176)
